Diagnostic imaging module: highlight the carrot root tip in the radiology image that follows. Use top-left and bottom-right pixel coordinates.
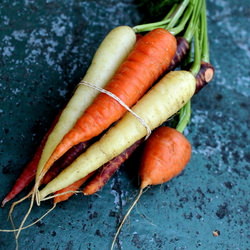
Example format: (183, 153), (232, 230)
(1, 199), (7, 208)
(111, 188), (144, 250)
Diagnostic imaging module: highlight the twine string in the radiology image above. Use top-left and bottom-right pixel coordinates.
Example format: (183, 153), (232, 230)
(79, 80), (151, 139)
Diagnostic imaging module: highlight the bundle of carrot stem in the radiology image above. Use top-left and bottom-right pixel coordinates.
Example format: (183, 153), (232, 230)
(1, 0), (214, 247)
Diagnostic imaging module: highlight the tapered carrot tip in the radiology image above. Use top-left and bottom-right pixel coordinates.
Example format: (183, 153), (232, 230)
(1, 198), (7, 207)
(139, 127), (192, 189)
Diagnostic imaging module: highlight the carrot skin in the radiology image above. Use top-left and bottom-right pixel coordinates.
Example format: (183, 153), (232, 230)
(1, 153), (38, 207)
(135, 33), (143, 41)
(139, 127), (192, 189)
(168, 37), (190, 71)
(83, 139), (143, 195)
(42, 28), (177, 176)
(54, 173), (93, 203)
(42, 141), (89, 185)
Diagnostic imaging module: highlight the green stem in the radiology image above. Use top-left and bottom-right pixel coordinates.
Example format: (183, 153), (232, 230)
(164, 3), (179, 20)
(133, 3), (178, 33)
(184, 0), (202, 42)
(133, 0), (190, 33)
(133, 20), (170, 33)
(199, 9), (204, 52)
(176, 101), (191, 133)
(166, 0), (190, 29)
(201, 0), (209, 62)
(177, 13), (202, 133)
(168, 2), (194, 35)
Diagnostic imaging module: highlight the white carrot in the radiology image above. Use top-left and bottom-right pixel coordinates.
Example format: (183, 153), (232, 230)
(35, 26), (136, 179)
(38, 70), (196, 201)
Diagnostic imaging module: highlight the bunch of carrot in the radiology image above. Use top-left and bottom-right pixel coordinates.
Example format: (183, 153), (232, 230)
(1, 0), (214, 248)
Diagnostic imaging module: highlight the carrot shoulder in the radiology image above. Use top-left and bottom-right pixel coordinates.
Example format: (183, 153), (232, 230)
(41, 28), (177, 179)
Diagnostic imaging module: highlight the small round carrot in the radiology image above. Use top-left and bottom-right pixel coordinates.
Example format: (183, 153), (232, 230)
(111, 126), (192, 249)
(39, 28), (177, 183)
(139, 127), (191, 188)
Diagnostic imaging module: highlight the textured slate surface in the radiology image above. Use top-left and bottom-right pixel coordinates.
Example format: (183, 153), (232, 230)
(0, 0), (249, 249)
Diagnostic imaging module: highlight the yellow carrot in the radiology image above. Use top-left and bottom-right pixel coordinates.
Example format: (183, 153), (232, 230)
(38, 70), (196, 201)
(39, 29), (177, 180)
(35, 26), (136, 180)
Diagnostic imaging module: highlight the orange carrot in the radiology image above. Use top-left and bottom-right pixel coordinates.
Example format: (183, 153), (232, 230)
(139, 126), (191, 188)
(39, 28), (177, 181)
(1, 114), (60, 207)
(111, 126), (192, 249)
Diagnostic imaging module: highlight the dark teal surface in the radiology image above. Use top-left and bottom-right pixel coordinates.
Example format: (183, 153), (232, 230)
(0, 1), (249, 250)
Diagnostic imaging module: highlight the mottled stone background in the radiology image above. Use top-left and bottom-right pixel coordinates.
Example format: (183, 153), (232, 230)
(0, 0), (249, 249)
